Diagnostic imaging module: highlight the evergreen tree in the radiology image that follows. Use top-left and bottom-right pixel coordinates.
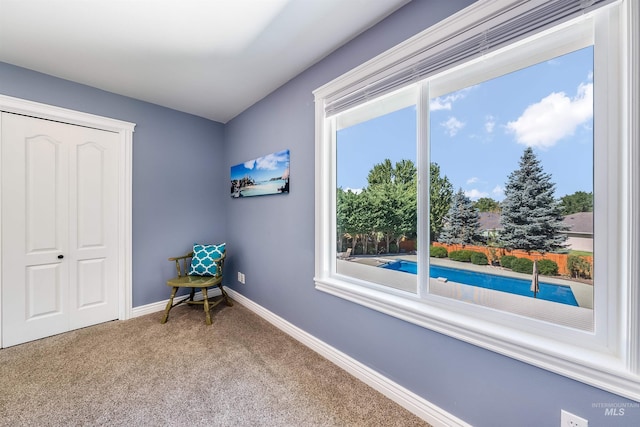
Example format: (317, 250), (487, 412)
(430, 163), (454, 241)
(439, 189), (483, 245)
(500, 147), (568, 253)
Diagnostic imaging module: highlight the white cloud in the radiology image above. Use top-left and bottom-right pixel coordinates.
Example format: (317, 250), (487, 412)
(506, 81), (593, 149)
(485, 115), (495, 133)
(430, 94), (460, 111)
(465, 189), (488, 200)
(430, 87), (474, 111)
(441, 116), (465, 137)
(344, 187), (363, 195)
(492, 185), (504, 196)
(255, 151), (288, 170)
(244, 160), (255, 169)
(430, 97), (454, 111)
(466, 176), (479, 184)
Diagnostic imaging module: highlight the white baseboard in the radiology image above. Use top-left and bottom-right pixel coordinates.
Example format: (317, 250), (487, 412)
(130, 286), (468, 426)
(224, 288), (470, 427)
(130, 288), (222, 318)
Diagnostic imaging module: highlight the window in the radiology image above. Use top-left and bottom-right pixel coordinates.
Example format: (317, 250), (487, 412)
(314, 0), (640, 400)
(336, 87), (418, 293)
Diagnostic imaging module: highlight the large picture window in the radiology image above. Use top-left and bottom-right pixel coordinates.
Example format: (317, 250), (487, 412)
(314, 0), (639, 400)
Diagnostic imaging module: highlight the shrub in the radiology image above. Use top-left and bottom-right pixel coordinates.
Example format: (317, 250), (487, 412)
(449, 250), (474, 262)
(567, 255), (592, 279)
(389, 242), (399, 253)
(470, 252), (489, 265)
(511, 257), (534, 274)
(430, 246), (448, 258)
(500, 255), (517, 269)
(537, 259), (558, 276)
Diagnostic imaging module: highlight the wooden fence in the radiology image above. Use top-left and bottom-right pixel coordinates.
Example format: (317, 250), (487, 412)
(431, 242), (592, 277)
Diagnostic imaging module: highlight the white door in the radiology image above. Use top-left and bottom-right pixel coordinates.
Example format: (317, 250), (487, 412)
(1, 112), (119, 347)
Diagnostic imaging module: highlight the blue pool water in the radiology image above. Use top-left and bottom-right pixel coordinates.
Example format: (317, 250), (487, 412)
(381, 260), (578, 306)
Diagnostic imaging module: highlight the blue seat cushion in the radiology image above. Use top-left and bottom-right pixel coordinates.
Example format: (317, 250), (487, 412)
(189, 243), (225, 276)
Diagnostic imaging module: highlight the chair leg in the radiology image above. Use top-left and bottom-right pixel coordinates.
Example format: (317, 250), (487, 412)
(219, 285), (234, 306)
(161, 287), (179, 324)
(202, 287), (212, 325)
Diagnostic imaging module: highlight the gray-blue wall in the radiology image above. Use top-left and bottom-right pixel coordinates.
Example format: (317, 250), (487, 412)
(0, 62), (227, 306)
(223, 1), (640, 426)
(1, 0), (638, 425)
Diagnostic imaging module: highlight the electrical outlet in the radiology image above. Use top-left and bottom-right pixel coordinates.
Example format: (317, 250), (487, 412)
(241, 273), (246, 284)
(237, 272), (246, 284)
(561, 410), (588, 427)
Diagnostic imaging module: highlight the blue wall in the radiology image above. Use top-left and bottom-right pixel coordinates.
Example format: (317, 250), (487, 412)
(0, 63), (227, 306)
(223, 1), (640, 426)
(1, 0), (638, 425)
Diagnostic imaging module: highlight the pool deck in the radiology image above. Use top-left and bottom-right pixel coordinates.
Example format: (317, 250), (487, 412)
(337, 254), (594, 330)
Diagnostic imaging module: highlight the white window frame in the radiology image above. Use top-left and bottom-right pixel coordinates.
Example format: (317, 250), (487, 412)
(314, 0), (640, 400)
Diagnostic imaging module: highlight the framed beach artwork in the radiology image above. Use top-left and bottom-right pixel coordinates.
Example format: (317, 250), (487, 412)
(230, 149), (290, 198)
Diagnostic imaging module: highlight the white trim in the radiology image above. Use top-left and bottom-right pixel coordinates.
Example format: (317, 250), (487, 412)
(0, 95), (135, 133)
(623, 0), (640, 375)
(224, 288), (470, 427)
(314, 0), (640, 401)
(130, 288), (223, 318)
(0, 94), (135, 347)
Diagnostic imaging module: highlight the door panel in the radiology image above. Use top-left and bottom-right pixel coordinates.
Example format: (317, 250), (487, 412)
(69, 130), (118, 329)
(76, 259), (106, 307)
(26, 264), (63, 319)
(26, 135), (65, 252)
(2, 115), (70, 345)
(2, 112), (118, 346)
(76, 142), (106, 247)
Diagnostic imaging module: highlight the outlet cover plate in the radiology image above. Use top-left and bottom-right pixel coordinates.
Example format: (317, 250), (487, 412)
(561, 410), (588, 427)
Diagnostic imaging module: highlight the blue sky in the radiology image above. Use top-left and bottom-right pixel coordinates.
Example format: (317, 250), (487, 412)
(231, 149), (290, 182)
(337, 47), (594, 201)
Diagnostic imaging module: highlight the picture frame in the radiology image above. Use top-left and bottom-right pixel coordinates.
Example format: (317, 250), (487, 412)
(230, 149), (290, 198)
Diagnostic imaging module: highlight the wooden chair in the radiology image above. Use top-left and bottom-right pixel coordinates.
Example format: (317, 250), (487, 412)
(161, 252), (233, 325)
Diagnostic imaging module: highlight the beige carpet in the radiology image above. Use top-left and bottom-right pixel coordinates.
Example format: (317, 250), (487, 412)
(0, 301), (429, 426)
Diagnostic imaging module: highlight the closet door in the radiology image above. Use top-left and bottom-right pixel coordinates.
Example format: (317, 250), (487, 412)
(1, 113), (119, 347)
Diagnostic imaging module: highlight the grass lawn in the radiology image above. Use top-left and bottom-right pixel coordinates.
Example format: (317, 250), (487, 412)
(569, 250), (593, 257)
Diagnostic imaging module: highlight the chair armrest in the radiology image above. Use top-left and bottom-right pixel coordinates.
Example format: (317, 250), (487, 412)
(168, 252), (226, 278)
(168, 252), (194, 277)
(168, 251), (194, 262)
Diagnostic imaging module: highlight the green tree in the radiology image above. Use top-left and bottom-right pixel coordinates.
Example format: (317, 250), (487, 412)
(474, 197), (501, 212)
(559, 191), (593, 215)
(367, 159), (417, 253)
(429, 163), (454, 241)
(500, 147), (568, 253)
(394, 159), (417, 186)
(336, 188), (362, 252)
(439, 189), (483, 245)
(367, 159), (393, 185)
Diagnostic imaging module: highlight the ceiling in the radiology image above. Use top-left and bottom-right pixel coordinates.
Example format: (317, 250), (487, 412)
(0, 0), (410, 123)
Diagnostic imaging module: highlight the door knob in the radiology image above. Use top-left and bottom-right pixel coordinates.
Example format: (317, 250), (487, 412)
(58, 255), (64, 259)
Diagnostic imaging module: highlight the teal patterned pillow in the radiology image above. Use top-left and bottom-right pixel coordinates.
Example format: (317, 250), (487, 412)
(189, 243), (225, 276)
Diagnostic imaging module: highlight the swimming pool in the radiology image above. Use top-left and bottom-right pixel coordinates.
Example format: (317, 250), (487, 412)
(381, 260), (578, 306)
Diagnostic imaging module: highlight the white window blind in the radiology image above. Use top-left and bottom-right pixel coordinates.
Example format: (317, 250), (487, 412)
(324, 0), (615, 117)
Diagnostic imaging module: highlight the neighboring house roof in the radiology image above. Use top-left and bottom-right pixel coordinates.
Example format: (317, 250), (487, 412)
(478, 212), (502, 231)
(477, 211), (593, 234)
(562, 212), (594, 234)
